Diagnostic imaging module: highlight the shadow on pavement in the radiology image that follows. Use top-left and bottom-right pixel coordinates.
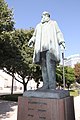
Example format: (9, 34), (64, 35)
(0, 100), (17, 119)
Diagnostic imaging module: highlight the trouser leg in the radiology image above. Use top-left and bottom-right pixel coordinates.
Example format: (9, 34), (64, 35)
(46, 51), (56, 89)
(41, 52), (49, 89)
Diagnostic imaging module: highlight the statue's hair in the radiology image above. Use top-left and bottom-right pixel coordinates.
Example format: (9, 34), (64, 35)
(42, 11), (50, 17)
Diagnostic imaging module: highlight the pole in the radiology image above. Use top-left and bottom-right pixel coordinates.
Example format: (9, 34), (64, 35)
(62, 52), (65, 89)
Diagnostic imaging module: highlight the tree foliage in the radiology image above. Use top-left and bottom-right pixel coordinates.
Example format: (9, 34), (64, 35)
(0, 0), (15, 69)
(0, 29), (35, 91)
(0, 0), (14, 33)
(74, 63), (80, 83)
(56, 65), (63, 88)
(56, 65), (75, 89)
(0, 0), (15, 94)
(65, 66), (75, 89)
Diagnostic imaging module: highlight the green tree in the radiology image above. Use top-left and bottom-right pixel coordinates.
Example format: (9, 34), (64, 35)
(0, 0), (15, 68)
(0, 0), (14, 33)
(65, 66), (75, 89)
(56, 65), (75, 89)
(0, 31), (22, 94)
(12, 29), (34, 91)
(0, 28), (41, 92)
(0, 0), (15, 94)
(2, 29), (34, 92)
(56, 65), (63, 88)
(74, 63), (80, 83)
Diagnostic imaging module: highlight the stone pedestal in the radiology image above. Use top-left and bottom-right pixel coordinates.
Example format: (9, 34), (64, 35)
(17, 90), (75, 120)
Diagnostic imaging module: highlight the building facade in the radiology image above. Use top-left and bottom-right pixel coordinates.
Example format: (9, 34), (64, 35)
(64, 54), (80, 68)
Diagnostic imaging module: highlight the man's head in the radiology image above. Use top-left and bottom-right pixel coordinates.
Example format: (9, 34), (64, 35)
(42, 11), (50, 18)
(41, 11), (50, 23)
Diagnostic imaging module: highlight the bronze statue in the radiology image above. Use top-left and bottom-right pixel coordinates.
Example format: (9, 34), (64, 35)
(28, 11), (65, 90)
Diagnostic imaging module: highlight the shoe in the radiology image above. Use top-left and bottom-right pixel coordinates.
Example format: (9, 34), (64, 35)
(37, 85), (49, 90)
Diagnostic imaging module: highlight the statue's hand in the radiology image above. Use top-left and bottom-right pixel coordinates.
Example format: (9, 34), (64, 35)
(59, 42), (66, 50)
(28, 38), (34, 47)
(62, 42), (65, 49)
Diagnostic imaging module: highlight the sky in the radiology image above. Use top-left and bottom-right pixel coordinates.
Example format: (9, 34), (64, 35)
(5, 0), (80, 58)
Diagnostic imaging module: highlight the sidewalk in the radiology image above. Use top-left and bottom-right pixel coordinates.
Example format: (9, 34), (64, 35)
(0, 96), (80, 120)
(0, 100), (17, 120)
(74, 95), (80, 120)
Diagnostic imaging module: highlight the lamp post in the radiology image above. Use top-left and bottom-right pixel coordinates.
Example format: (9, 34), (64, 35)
(60, 41), (66, 89)
(62, 51), (65, 89)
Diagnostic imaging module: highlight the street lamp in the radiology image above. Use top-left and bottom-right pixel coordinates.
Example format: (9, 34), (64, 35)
(60, 41), (66, 89)
(62, 52), (65, 89)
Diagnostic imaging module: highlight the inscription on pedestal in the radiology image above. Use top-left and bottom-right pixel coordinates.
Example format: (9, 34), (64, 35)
(17, 96), (75, 120)
(27, 100), (47, 120)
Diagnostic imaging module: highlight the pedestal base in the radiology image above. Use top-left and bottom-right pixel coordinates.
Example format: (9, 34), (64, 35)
(17, 96), (75, 120)
(23, 89), (70, 99)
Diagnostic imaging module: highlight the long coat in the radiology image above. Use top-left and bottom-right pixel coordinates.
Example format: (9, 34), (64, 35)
(30, 20), (65, 64)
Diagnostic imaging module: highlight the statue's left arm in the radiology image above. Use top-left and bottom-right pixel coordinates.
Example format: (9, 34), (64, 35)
(54, 21), (65, 50)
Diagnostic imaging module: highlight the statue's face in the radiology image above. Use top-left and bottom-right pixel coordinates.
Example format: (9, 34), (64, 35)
(41, 14), (50, 23)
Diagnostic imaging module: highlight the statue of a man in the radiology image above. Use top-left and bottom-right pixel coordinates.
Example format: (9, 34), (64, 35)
(28, 11), (65, 90)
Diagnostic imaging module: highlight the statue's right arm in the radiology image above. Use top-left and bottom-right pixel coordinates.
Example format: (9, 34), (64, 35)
(28, 30), (36, 47)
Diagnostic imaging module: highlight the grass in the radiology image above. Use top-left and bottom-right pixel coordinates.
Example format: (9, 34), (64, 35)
(0, 94), (23, 102)
(69, 90), (79, 97)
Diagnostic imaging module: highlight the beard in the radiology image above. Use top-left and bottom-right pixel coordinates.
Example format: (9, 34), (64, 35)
(41, 16), (50, 23)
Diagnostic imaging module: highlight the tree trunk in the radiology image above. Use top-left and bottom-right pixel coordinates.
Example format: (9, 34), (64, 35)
(24, 83), (27, 92)
(23, 77), (27, 92)
(11, 73), (15, 94)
